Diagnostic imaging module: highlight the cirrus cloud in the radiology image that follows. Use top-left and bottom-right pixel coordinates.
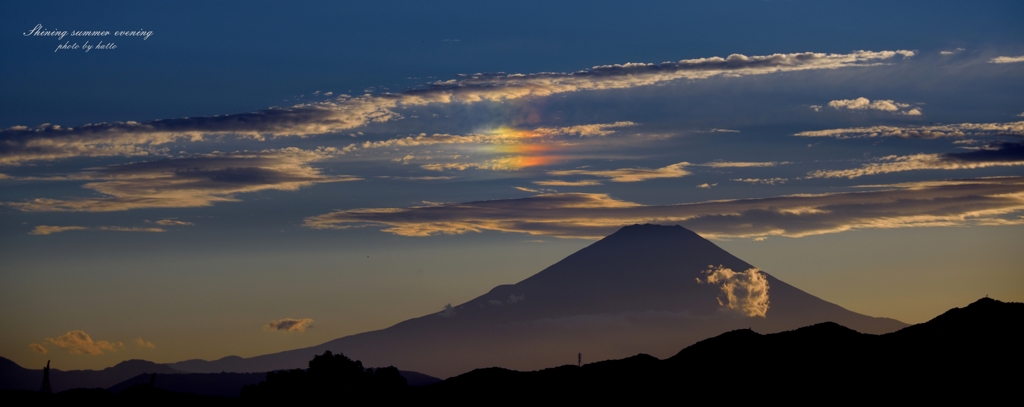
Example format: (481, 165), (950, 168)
(5, 147), (359, 212)
(304, 176), (1024, 239)
(1, 50), (913, 165)
(29, 225), (165, 235)
(547, 162), (691, 182)
(794, 121), (1024, 139)
(807, 142), (1024, 179)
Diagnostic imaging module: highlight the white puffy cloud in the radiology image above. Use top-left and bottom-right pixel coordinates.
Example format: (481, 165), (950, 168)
(44, 330), (122, 355)
(697, 266), (770, 317)
(822, 97), (921, 115)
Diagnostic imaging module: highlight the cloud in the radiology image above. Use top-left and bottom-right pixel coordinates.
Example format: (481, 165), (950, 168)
(807, 142), (1024, 179)
(29, 225), (87, 235)
(96, 226), (165, 233)
(377, 175), (457, 180)
(134, 338), (156, 349)
(342, 122), (635, 155)
(547, 162), (690, 182)
(5, 148), (359, 212)
(794, 121), (1024, 139)
(29, 225), (165, 235)
(304, 177), (1024, 239)
(532, 180), (602, 186)
(264, 318), (315, 332)
(30, 343), (47, 354)
(533, 122), (638, 137)
(1, 50), (913, 165)
(700, 161), (782, 168)
(697, 266), (770, 317)
(514, 186), (557, 194)
(989, 56), (1024, 64)
(697, 183), (717, 188)
(44, 330), (122, 355)
(151, 219), (194, 226)
(822, 97), (921, 115)
(940, 48), (965, 55)
(533, 161), (779, 184)
(0, 99), (398, 165)
(732, 178), (788, 185)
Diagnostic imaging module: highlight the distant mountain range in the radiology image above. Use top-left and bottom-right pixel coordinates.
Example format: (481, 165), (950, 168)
(0, 358), (179, 393)
(0, 358), (438, 396)
(164, 224), (906, 378)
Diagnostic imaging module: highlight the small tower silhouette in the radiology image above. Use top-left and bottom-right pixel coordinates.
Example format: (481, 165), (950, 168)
(39, 360), (52, 394)
(578, 353), (581, 367)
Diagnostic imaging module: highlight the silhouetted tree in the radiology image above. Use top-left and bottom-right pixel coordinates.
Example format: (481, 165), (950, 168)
(241, 350), (406, 402)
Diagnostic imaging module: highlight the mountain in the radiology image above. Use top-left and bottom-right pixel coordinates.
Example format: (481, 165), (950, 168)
(0, 358), (180, 393)
(421, 298), (1022, 402)
(168, 224), (906, 378)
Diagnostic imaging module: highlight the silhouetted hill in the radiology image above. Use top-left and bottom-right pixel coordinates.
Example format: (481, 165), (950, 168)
(104, 368), (438, 398)
(418, 297), (1021, 402)
(167, 224), (907, 377)
(107, 372), (266, 398)
(0, 358), (180, 392)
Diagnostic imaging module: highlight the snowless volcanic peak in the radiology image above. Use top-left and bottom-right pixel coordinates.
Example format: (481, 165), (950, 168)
(167, 224), (907, 378)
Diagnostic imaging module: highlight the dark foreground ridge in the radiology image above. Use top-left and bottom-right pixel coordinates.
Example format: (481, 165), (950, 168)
(421, 297), (1022, 402)
(2, 297), (1020, 403)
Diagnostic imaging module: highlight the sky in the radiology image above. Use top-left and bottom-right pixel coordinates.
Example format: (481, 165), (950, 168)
(2, 1), (1023, 371)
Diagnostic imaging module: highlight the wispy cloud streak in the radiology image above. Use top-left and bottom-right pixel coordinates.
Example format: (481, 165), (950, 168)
(1, 51), (913, 165)
(547, 162), (691, 182)
(794, 121), (1024, 139)
(5, 148), (358, 212)
(808, 142), (1024, 178)
(304, 177), (1024, 239)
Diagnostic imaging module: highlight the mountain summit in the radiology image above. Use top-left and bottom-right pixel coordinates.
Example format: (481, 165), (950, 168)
(170, 224), (906, 377)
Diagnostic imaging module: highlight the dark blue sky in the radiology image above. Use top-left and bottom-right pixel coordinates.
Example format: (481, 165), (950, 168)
(2, 1), (1022, 370)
